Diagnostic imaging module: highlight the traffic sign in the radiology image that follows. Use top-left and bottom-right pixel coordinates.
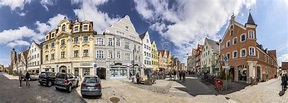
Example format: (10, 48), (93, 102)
(223, 56), (228, 62)
(93, 64), (97, 68)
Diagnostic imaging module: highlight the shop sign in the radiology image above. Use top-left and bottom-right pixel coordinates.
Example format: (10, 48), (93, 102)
(80, 63), (91, 66)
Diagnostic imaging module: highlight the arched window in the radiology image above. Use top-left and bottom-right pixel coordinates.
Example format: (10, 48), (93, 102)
(241, 33), (246, 42)
(248, 30), (255, 39)
(249, 47), (255, 56)
(62, 24), (66, 32)
(240, 48), (246, 57)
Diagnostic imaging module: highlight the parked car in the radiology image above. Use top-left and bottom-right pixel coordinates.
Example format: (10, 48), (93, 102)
(24, 73), (39, 81)
(38, 72), (56, 87)
(54, 73), (79, 93)
(81, 76), (102, 98)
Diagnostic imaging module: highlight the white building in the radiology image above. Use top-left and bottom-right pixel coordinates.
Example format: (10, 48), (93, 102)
(200, 37), (220, 75)
(17, 50), (29, 73)
(27, 41), (42, 74)
(139, 31), (153, 73)
(100, 15), (143, 79)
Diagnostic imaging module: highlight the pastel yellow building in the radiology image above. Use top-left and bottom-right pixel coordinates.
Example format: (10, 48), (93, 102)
(151, 41), (159, 71)
(41, 17), (96, 78)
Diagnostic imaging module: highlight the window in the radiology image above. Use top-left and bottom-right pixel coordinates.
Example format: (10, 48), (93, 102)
(51, 54), (54, 60)
(230, 30), (234, 36)
(96, 50), (104, 58)
(233, 37), (237, 45)
(51, 42), (55, 48)
(117, 51), (120, 58)
(74, 26), (79, 32)
(83, 36), (88, 43)
(233, 50), (237, 58)
(125, 26), (128, 31)
(83, 24), (88, 31)
(249, 47), (255, 56)
(146, 39), (149, 43)
(74, 50), (79, 57)
(226, 53), (230, 59)
(116, 38), (120, 46)
(62, 24), (66, 32)
(51, 33), (55, 37)
(248, 30), (254, 39)
(241, 34), (246, 42)
(37, 61), (39, 65)
(108, 38), (113, 46)
(240, 48), (246, 57)
(45, 55), (48, 61)
(226, 40), (231, 47)
(108, 50), (113, 58)
(96, 38), (104, 46)
(125, 53), (130, 60)
(61, 39), (65, 46)
(125, 42), (130, 49)
(83, 50), (89, 57)
(61, 51), (65, 58)
(46, 36), (49, 40)
(74, 37), (78, 44)
(45, 45), (48, 49)
(37, 53), (39, 58)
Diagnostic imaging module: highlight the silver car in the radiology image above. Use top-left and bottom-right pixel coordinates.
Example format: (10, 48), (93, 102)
(81, 76), (102, 98)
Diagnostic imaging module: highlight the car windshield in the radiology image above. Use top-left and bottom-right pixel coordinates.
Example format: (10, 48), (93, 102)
(83, 77), (98, 83)
(56, 73), (67, 79)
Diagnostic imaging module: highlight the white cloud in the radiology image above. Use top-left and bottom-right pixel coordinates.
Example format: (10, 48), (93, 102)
(7, 40), (30, 47)
(18, 12), (26, 16)
(0, 14), (65, 47)
(0, 0), (31, 10)
(72, 0), (120, 33)
(278, 54), (288, 67)
(40, 0), (57, 11)
(0, 26), (37, 44)
(134, 0), (256, 63)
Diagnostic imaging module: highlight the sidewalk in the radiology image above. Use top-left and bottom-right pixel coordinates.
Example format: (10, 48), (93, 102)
(3, 73), (18, 80)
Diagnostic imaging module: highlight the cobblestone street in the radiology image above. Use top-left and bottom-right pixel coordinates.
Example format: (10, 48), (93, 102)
(1, 72), (288, 103)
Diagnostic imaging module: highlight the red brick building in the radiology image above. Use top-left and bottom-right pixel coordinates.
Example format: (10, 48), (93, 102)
(220, 13), (278, 83)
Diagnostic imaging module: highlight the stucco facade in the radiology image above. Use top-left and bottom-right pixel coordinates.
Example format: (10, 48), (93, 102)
(200, 38), (220, 75)
(103, 15), (143, 79)
(151, 41), (159, 71)
(41, 17), (96, 78)
(27, 42), (42, 74)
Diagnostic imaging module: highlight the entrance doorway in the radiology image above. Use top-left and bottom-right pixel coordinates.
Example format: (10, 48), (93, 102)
(229, 67), (235, 81)
(257, 66), (261, 80)
(59, 66), (67, 73)
(97, 68), (106, 79)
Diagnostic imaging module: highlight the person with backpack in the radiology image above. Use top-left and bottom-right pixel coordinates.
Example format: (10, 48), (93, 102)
(25, 72), (31, 86)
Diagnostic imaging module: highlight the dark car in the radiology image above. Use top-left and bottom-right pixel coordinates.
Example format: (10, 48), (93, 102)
(54, 73), (79, 93)
(38, 72), (56, 87)
(81, 76), (102, 98)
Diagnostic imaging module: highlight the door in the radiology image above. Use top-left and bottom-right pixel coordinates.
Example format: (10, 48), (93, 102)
(257, 66), (261, 80)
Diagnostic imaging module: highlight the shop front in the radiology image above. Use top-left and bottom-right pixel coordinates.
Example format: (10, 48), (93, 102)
(72, 62), (94, 79)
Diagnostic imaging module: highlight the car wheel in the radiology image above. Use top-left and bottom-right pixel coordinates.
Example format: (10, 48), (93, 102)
(67, 85), (72, 93)
(47, 81), (52, 87)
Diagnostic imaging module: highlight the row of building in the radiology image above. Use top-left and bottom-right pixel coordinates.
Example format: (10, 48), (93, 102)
(187, 13), (279, 83)
(7, 15), (185, 79)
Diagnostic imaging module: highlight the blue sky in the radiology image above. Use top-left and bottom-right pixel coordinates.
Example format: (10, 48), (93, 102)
(0, 0), (287, 67)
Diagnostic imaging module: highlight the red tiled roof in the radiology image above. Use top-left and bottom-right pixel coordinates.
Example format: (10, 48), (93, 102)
(282, 62), (288, 70)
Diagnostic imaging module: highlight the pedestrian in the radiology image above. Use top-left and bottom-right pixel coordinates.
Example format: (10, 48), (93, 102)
(136, 73), (140, 84)
(281, 74), (287, 91)
(179, 71), (182, 80)
(183, 71), (186, 81)
(19, 71), (23, 87)
(173, 70), (176, 80)
(25, 72), (30, 86)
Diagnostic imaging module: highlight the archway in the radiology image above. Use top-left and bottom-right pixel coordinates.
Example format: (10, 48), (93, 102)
(59, 66), (67, 73)
(97, 67), (106, 79)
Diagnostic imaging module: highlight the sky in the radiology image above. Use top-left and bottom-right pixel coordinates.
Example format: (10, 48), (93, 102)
(0, 0), (287, 67)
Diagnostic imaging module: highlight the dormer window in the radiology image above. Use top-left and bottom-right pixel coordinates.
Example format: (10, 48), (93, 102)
(74, 25), (79, 32)
(83, 24), (88, 31)
(62, 24), (66, 32)
(125, 26), (128, 31)
(248, 30), (255, 39)
(46, 36), (49, 40)
(51, 33), (55, 37)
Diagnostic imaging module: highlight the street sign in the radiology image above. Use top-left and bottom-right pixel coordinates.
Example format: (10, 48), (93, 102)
(223, 56), (228, 62)
(93, 64), (97, 68)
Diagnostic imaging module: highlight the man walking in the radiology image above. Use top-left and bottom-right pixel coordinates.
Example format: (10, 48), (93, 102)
(19, 71), (23, 87)
(25, 72), (30, 86)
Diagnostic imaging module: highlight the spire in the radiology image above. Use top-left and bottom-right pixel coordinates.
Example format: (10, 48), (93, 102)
(246, 10), (256, 25)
